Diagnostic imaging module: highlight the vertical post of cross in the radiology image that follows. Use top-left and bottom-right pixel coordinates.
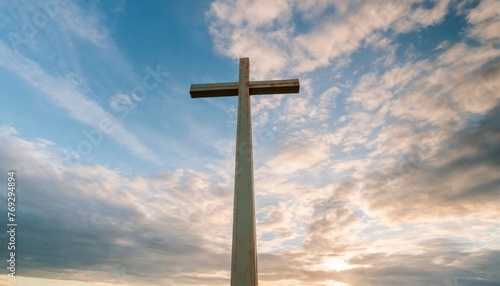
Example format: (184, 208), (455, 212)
(189, 57), (299, 285)
(231, 57), (258, 285)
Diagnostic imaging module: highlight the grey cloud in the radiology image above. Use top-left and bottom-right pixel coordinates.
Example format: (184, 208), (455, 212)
(318, 249), (498, 286)
(357, 99), (500, 223)
(0, 130), (231, 285)
(256, 247), (500, 285)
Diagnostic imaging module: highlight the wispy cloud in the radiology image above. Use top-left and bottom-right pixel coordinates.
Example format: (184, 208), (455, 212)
(0, 42), (159, 163)
(109, 93), (142, 112)
(0, 0), (162, 163)
(467, 0), (500, 44)
(0, 125), (232, 284)
(53, 0), (112, 47)
(1, 0), (500, 285)
(9, 123), (496, 285)
(207, 0), (453, 77)
(204, 1), (500, 284)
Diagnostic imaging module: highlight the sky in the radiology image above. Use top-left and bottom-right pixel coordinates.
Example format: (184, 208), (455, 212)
(0, 0), (499, 285)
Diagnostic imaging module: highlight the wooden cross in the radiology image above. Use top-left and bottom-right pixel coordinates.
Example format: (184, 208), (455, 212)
(190, 58), (299, 285)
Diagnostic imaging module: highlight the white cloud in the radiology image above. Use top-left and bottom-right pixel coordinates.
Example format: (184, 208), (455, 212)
(208, 0), (453, 78)
(55, 1), (112, 46)
(467, 0), (500, 44)
(245, 0), (290, 28)
(0, 127), (235, 283)
(316, 86), (340, 120)
(471, 19), (500, 44)
(0, 41), (159, 163)
(390, 43), (500, 126)
(207, 0), (293, 79)
(109, 93), (141, 112)
(394, 0), (451, 32)
(2, 1), (500, 285)
(266, 141), (330, 173)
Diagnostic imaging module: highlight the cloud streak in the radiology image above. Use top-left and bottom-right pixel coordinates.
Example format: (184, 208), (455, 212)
(1, 0), (500, 285)
(4, 119), (499, 285)
(0, 42), (160, 163)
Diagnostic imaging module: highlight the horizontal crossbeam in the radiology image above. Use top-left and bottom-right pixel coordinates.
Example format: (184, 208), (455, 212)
(190, 79), (299, 98)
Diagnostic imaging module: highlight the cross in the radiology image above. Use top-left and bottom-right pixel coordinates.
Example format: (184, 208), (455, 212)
(190, 58), (299, 285)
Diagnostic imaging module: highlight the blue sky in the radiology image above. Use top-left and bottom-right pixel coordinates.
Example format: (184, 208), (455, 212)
(0, 0), (499, 285)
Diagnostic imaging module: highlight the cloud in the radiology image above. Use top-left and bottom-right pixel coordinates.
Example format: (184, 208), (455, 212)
(243, 5), (500, 283)
(0, 126), (233, 285)
(54, 0), (112, 46)
(0, 1), (159, 163)
(266, 141), (330, 173)
(358, 102), (500, 223)
(467, 0), (500, 44)
(0, 41), (159, 163)
(1, 1), (499, 285)
(207, 0), (453, 77)
(390, 46), (499, 127)
(109, 93), (141, 112)
(207, 0), (292, 79)
(330, 38), (500, 224)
